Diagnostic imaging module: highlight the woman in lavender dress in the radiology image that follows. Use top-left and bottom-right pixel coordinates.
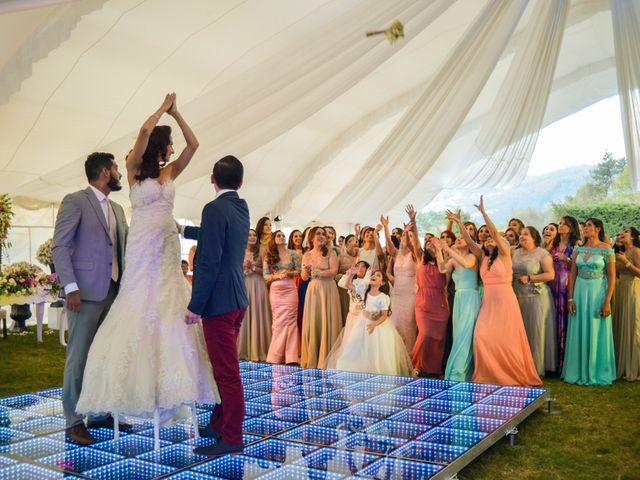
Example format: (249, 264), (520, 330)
(549, 216), (580, 370)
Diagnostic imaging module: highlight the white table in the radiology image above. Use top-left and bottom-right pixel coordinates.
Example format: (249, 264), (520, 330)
(0, 294), (66, 345)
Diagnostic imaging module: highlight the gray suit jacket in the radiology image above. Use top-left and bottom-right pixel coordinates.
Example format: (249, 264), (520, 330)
(52, 187), (128, 302)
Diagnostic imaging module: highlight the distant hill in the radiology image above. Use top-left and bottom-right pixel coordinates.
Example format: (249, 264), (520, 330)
(427, 165), (593, 228)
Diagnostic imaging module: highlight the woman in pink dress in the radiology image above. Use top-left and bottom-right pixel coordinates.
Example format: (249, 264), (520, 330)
(406, 205), (449, 376)
(449, 199), (541, 386)
(264, 231), (301, 365)
(381, 216), (417, 352)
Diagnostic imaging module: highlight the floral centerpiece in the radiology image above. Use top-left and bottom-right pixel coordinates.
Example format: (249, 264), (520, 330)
(36, 238), (54, 267)
(0, 194), (15, 259)
(0, 261), (60, 305)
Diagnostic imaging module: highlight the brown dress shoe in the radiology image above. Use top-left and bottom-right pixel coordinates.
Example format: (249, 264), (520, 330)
(86, 415), (132, 432)
(66, 424), (96, 445)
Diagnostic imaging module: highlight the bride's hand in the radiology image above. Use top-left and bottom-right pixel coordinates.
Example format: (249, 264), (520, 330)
(161, 93), (175, 113)
(184, 310), (200, 325)
(168, 94), (178, 117)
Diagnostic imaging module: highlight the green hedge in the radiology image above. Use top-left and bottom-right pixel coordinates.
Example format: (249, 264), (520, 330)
(551, 200), (640, 237)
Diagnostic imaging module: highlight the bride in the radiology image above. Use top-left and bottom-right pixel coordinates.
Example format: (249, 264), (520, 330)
(76, 93), (219, 421)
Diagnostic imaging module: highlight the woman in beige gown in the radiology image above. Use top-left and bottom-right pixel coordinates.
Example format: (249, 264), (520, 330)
(237, 229), (271, 361)
(613, 227), (640, 381)
(300, 226), (342, 368)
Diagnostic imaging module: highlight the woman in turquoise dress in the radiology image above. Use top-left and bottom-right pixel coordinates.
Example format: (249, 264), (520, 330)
(562, 218), (616, 386)
(433, 236), (480, 382)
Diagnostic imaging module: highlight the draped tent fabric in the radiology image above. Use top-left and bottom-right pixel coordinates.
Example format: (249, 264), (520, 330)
(0, 0), (635, 229)
(611, 0), (640, 191)
(318, 0), (529, 221)
(459, 0), (570, 189)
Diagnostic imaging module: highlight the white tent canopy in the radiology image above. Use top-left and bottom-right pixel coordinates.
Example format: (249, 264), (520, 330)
(1, 0), (638, 228)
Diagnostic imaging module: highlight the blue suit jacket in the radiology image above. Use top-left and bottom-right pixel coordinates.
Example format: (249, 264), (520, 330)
(188, 191), (250, 317)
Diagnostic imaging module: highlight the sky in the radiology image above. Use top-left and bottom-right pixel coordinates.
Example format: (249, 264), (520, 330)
(527, 95), (625, 176)
(424, 95), (627, 223)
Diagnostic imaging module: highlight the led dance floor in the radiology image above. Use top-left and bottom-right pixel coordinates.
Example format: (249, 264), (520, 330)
(0, 362), (547, 479)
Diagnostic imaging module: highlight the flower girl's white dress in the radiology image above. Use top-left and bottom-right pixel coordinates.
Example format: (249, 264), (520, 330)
(328, 291), (412, 376)
(76, 179), (219, 420)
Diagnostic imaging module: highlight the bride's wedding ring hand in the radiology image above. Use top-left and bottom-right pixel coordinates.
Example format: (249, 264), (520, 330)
(184, 310), (200, 325)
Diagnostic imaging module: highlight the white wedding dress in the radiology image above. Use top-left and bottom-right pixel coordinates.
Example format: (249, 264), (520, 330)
(76, 179), (219, 420)
(327, 292), (413, 376)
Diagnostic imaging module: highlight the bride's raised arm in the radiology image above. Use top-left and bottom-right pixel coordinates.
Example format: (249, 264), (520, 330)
(127, 93), (174, 184)
(166, 96), (199, 181)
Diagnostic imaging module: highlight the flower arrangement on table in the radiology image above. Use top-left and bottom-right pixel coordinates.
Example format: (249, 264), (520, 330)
(0, 261), (60, 305)
(36, 238), (54, 266)
(0, 193), (15, 254)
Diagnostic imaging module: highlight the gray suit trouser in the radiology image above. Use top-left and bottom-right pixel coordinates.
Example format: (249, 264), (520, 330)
(63, 281), (118, 427)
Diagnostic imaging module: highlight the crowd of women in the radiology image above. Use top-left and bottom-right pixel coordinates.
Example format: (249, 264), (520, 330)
(225, 196), (639, 387)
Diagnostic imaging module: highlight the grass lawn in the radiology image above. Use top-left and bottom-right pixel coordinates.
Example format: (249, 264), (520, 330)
(1, 327), (639, 479)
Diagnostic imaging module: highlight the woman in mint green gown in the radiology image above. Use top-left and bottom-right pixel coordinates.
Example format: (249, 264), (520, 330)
(433, 236), (480, 382)
(562, 218), (616, 386)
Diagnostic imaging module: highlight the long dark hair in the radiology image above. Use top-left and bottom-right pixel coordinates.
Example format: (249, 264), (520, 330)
(255, 217), (271, 243)
(422, 241), (436, 265)
(552, 215), (580, 249)
(363, 271), (389, 306)
(308, 226), (328, 256)
(627, 226), (640, 248)
(585, 217), (606, 242)
(136, 125), (171, 182)
(266, 231), (283, 269)
(288, 229), (302, 250)
(247, 228), (260, 260)
(324, 225), (337, 244)
(543, 223), (558, 248)
(508, 218), (525, 233)
(482, 242), (500, 270)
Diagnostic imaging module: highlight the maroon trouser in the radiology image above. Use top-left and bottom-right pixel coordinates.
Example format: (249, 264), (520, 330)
(201, 308), (246, 445)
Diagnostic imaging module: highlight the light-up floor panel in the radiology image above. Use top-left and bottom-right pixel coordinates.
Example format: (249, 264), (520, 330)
(0, 361), (546, 479)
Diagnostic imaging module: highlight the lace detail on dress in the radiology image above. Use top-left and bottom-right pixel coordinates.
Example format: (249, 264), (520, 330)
(76, 179), (219, 419)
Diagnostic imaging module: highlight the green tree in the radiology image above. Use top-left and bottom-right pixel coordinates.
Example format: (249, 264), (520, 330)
(562, 152), (629, 205)
(551, 200), (640, 237)
(552, 152), (639, 234)
(590, 150), (625, 196)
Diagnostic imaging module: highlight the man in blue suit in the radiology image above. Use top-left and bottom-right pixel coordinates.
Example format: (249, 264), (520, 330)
(186, 155), (250, 456)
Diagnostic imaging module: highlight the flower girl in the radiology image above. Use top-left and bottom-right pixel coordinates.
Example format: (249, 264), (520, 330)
(327, 270), (412, 376)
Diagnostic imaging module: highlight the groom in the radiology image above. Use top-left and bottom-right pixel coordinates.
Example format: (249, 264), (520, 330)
(52, 152), (130, 445)
(186, 155), (249, 456)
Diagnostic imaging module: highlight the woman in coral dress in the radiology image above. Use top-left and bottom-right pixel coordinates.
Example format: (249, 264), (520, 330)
(449, 199), (541, 386)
